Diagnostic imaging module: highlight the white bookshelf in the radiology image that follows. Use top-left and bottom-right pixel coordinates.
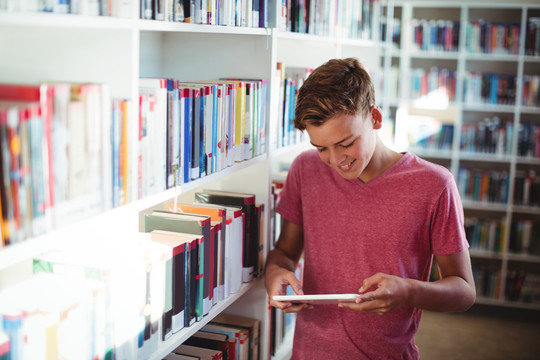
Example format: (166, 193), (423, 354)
(386, 1), (540, 310)
(0, 2), (386, 359)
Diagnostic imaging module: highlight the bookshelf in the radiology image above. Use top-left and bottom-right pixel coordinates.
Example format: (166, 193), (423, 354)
(385, 1), (540, 310)
(0, 2), (386, 360)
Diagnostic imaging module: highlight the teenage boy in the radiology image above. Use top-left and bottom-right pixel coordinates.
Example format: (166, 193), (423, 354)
(265, 58), (476, 359)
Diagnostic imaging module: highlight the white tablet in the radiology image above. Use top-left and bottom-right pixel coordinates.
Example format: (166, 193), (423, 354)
(272, 294), (359, 305)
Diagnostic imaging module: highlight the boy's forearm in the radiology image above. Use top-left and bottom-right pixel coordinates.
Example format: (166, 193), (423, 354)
(406, 276), (476, 312)
(265, 246), (299, 275)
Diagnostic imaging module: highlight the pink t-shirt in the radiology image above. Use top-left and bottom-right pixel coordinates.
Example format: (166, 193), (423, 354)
(276, 150), (468, 360)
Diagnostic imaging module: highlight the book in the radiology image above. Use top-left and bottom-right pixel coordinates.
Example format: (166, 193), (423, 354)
(195, 189), (258, 282)
(212, 313), (260, 360)
(168, 203), (226, 304)
(164, 352), (200, 360)
(216, 81), (245, 162)
(149, 229), (202, 337)
(255, 202), (264, 276)
(139, 78), (168, 195)
(144, 210), (211, 321)
(173, 344), (222, 360)
(172, 201), (242, 297)
(0, 272), (100, 359)
(0, 83), (54, 209)
(202, 323), (248, 360)
(184, 330), (232, 360)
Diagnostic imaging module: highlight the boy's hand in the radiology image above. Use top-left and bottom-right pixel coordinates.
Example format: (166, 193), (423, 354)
(265, 265), (313, 313)
(338, 273), (411, 315)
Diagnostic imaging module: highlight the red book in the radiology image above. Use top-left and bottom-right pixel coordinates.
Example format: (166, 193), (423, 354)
(0, 83), (54, 210)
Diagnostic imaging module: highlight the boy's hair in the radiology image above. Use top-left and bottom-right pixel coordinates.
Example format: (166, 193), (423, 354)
(294, 57), (375, 131)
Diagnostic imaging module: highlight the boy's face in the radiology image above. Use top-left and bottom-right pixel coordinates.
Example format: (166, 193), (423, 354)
(307, 108), (381, 181)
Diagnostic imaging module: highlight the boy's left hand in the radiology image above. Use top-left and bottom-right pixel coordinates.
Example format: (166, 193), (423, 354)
(338, 272), (412, 315)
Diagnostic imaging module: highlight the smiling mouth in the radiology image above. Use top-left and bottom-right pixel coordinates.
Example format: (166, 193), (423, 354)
(339, 159), (355, 170)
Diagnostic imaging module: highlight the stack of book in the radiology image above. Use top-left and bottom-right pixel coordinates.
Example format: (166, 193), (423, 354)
(0, 189), (264, 359)
(466, 20), (520, 55)
(526, 17), (540, 56)
(140, 0), (269, 27)
(139, 78), (268, 192)
(463, 72), (517, 106)
(273, 63), (311, 149)
(514, 170), (540, 206)
(464, 216), (506, 253)
(509, 218), (535, 254)
(517, 122), (540, 158)
(279, 0), (381, 40)
(411, 18), (460, 52)
(521, 75), (540, 107)
(457, 167), (509, 204)
(0, 0), (133, 17)
(0, 82), (123, 246)
(164, 313), (260, 360)
(460, 117), (514, 155)
(410, 67), (456, 103)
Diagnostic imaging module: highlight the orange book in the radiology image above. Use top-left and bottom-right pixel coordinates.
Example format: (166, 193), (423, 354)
(168, 203), (227, 304)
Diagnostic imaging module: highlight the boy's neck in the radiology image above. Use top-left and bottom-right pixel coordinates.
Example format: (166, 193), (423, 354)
(359, 139), (403, 183)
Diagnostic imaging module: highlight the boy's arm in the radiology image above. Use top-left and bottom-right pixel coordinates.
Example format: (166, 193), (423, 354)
(265, 218), (309, 312)
(340, 250), (476, 314)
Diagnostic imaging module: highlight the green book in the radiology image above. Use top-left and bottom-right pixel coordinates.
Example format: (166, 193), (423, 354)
(144, 210), (211, 322)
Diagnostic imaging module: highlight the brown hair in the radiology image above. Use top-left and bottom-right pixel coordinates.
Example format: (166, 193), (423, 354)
(294, 58), (375, 131)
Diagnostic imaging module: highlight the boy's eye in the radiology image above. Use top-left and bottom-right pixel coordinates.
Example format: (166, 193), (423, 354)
(339, 142), (354, 149)
(316, 147), (326, 153)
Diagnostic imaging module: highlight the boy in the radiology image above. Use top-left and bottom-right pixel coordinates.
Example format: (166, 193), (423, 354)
(264, 58), (476, 359)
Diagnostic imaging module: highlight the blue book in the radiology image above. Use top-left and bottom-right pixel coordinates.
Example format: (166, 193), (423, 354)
(490, 73), (498, 105)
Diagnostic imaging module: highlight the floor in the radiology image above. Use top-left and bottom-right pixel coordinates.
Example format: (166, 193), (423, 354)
(415, 305), (540, 360)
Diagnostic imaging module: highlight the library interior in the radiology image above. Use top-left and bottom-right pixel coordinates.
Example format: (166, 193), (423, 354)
(0, 0), (539, 359)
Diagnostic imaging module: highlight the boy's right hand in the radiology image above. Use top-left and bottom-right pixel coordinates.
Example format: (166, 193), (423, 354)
(265, 265), (313, 313)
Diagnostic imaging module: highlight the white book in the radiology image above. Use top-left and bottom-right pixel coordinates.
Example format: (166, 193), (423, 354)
(139, 78), (168, 193)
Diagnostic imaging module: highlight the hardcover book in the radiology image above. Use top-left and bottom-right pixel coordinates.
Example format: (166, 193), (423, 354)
(144, 210), (211, 321)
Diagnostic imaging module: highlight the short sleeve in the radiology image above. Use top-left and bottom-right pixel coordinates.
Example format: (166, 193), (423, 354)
(430, 176), (469, 255)
(275, 155), (304, 227)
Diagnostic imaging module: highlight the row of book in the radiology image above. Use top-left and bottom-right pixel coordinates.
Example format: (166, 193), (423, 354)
(525, 17), (540, 56)
(473, 265), (501, 300)
(273, 63), (310, 149)
(521, 75), (539, 107)
(505, 270), (540, 304)
(163, 313), (260, 360)
(0, 82), (118, 247)
(474, 266), (540, 304)
(514, 170), (540, 207)
(0, 0), (132, 17)
(457, 167), (509, 204)
(0, 74), (268, 247)
(410, 123), (454, 151)
(410, 19), (460, 53)
(410, 67), (457, 102)
(0, 189), (264, 359)
(139, 0), (269, 28)
(278, 0), (381, 40)
(379, 16), (400, 48)
(465, 216), (506, 253)
(460, 117), (513, 155)
(139, 77), (267, 192)
(517, 122), (540, 158)
(508, 218), (536, 255)
(463, 72), (517, 106)
(465, 21), (520, 55)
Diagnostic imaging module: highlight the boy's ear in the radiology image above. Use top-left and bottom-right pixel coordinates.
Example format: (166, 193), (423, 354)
(371, 106), (382, 129)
